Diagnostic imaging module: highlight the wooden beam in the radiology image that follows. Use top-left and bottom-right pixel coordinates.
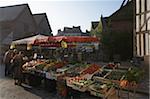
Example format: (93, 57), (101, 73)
(136, 30), (150, 34)
(140, 16), (150, 31)
(136, 10), (150, 15)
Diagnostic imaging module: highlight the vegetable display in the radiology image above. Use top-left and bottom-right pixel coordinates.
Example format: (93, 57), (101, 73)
(105, 70), (125, 80)
(22, 59), (142, 98)
(89, 82), (115, 98)
(81, 64), (100, 75)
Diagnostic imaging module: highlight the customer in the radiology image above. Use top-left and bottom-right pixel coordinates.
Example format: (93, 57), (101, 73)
(12, 51), (24, 85)
(9, 49), (18, 75)
(3, 49), (14, 76)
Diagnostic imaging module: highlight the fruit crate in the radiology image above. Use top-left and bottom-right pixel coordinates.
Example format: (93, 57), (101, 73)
(71, 80), (94, 92)
(66, 77), (75, 88)
(66, 76), (93, 92)
(92, 69), (112, 83)
(80, 64), (100, 75)
(105, 68), (130, 85)
(89, 87), (115, 99)
(88, 83), (116, 99)
(102, 63), (118, 70)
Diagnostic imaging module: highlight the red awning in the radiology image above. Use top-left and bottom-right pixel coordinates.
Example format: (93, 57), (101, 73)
(33, 36), (100, 47)
(47, 36), (99, 43)
(48, 36), (66, 42)
(62, 36), (99, 43)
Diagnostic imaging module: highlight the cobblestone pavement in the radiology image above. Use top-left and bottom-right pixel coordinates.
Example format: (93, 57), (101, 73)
(0, 64), (149, 99)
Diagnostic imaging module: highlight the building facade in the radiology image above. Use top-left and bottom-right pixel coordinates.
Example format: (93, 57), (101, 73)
(134, 0), (150, 66)
(134, 0), (150, 56)
(0, 4), (52, 60)
(57, 26), (90, 36)
(0, 4), (36, 56)
(100, 1), (133, 60)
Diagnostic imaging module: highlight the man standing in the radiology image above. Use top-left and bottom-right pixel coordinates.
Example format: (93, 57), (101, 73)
(3, 49), (14, 76)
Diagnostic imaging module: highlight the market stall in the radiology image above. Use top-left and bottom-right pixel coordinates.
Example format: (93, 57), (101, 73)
(18, 36), (110, 98)
(33, 36), (100, 62)
(10, 35), (143, 99)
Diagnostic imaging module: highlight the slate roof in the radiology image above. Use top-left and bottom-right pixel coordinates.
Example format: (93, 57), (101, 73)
(33, 13), (52, 33)
(108, 0), (133, 21)
(33, 13), (45, 25)
(0, 4), (28, 22)
(57, 26), (90, 36)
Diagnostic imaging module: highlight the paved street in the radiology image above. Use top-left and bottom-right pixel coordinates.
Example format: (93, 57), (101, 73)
(0, 64), (149, 99)
(0, 64), (55, 99)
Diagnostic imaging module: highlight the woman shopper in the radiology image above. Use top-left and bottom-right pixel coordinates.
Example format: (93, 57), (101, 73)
(12, 51), (24, 85)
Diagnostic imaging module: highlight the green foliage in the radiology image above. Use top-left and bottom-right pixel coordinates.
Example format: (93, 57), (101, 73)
(124, 67), (144, 83)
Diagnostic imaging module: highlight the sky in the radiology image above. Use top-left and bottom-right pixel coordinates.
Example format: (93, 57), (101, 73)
(0, 0), (123, 35)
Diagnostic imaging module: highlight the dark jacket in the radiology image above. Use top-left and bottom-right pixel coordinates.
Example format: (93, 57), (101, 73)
(12, 54), (24, 79)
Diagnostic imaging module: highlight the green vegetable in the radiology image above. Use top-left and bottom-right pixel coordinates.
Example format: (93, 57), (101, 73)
(124, 67), (144, 83)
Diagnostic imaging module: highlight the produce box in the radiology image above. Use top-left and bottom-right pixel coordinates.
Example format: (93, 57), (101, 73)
(66, 76), (93, 92)
(116, 66), (130, 71)
(92, 69), (112, 83)
(102, 63), (117, 70)
(65, 63), (90, 77)
(105, 70), (126, 81)
(22, 60), (37, 71)
(22, 59), (53, 71)
(88, 82), (116, 98)
(56, 64), (75, 75)
(80, 64), (100, 75)
(43, 62), (57, 71)
(72, 80), (93, 92)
